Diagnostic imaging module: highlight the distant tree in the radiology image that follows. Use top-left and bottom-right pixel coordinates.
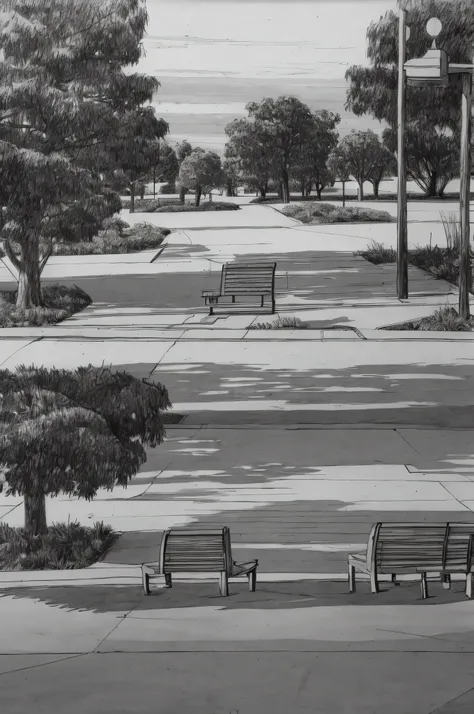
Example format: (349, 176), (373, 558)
(327, 149), (352, 206)
(292, 110), (340, 198)
(384, 122), (459, 197)
(154, 141), (179, 196)
(335, 130), (389, 201)
(224, 118), (275, 200)
(365, 143), (396, 198)
(176, 141), (193, 202)
(222, 156), (240, 197)
(245, 97), (315, 203)
(0, 365), (171, 537)
(178, 149), (223, 206)
(0, 0), (164, 308)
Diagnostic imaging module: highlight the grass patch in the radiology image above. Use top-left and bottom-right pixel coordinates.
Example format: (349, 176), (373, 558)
(356, 240), (397, 265)
(281, 202), (393, 224)
(0, 521), (120, 570)
(54, 222), (169, 256)
(248, 316), (309, 330)
(121, 199), (240, 213)
(380, 306), (474, 332)
(0, 283), (92, 327)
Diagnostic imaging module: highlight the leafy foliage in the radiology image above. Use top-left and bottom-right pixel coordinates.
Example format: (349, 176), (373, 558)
(0, 521), (119, 571)
(248, 316), (309, 330)
(355, 240), (397, 264)
(381, 306), (473, 332)
(0, 365), (171, 535)
(0, 0), (166, 307)
(334, 130), (395, 199)
(53, 222), (168, 255)
(178, 149), (223, 206)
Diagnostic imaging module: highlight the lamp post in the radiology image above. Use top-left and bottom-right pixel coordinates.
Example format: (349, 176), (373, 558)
(404, 18), (473, 319)
(397, 9), (409, 299)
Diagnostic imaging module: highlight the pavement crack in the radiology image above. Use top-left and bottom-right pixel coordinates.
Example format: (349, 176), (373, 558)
(0, 653), (87, 678)
(429, 684), (474, 714)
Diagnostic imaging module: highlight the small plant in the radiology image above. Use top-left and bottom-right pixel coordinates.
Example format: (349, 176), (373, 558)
(0, 283), (92, 327)
(380, 306), (473, 332)
(440, 212), (461, 250)
(0, 520), (120, 571)
(248, 316), (309, 330)
(355, 240), (397, 264)
(54, 222), (169, 256)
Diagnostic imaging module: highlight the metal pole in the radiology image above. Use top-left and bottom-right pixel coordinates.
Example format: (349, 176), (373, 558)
(459, 70), (472, 319)
(397, 9), (408, 299)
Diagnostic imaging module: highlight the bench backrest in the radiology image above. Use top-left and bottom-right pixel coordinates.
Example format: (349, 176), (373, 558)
(160, 527), (232, 575)
(366, 522), (474, 573)
(220, 262), (276, 296)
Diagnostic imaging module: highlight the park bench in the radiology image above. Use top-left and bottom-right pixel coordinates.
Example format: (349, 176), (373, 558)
(202, 262), (276, 315)
(348, 522), (474, 599)
(141, 527), (258, 597)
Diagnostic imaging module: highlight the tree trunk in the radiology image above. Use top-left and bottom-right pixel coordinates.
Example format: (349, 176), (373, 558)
(16, 239), (42, 310)
(342, 181), (346, 208)
(195, 186), (202, 207)
(140, 185), (145, 200)
(130, 184), (135, 214)
(24, 486), (47, 536)
(428, 173), (437, 197)
(226, 182), (233, 197)
(316, 183), (322, 200)
(258, 186), (266, 200)
(179, 186), (186, 204)
(358, 181), (364, 201)
(372, 181), (380, 198)
(153, 167), (156, 199)
(301, 181), (306, 198)
(281, 170), (290, 203)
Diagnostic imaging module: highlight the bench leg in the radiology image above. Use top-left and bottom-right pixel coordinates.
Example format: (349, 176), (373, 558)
(219, 572), (229, 596)
(370, 569), (379, 594)
(421, 573), (428, 599)
(248, 568), (257, 592)
(466, 573), (473, 598)
(261, 295), (264, 307)
(442, 574), (451, 590)
(348, 564), (356, 593)
(391, 574), (400, 587)
(142, 571), (151, 596)
(232, 295), (235, 303)
(164, 573), (172, 588)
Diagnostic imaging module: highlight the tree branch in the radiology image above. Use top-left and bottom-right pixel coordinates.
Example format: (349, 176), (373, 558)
(2, 238), (20, 270)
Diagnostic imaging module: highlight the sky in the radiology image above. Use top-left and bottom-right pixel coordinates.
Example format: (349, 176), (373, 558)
(138, 0), (398, 152)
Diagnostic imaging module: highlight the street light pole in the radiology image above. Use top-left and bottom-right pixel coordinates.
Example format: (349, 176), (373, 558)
(459, 68), (472, 319)
(397, 9), (408, 299)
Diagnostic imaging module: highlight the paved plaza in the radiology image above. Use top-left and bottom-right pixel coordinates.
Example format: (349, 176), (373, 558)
(1, 200), (474, 712)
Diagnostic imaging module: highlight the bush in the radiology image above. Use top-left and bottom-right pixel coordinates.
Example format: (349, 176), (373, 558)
(248, 316), (309, 330)
(0, 520), (120, 570)
(281, 202), (393, 224)
(120, 198), (240, 213)
(355, 240), (397, 265)
(381, 306), (473, 332)
(0, 283), (92, 327)
(53, 222), (169, 256)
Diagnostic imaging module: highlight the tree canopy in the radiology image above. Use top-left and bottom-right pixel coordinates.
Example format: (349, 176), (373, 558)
(335, 130), (395, 200)
(0, 365), (171, 536)
(0, 0), (165, 308)
(178, 148), (223, 206)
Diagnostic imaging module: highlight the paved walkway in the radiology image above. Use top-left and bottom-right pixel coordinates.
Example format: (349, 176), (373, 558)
(2, 201), (474, 713)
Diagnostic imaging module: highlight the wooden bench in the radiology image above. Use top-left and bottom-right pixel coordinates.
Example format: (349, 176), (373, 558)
(202, 262), (276, 315)
(348, 522), (474, 599)
(141, 527), (258, 596)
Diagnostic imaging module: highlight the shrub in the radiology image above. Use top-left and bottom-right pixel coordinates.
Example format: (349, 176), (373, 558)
(409, 245), (473, 289)
(248, 316), (309, 330)
(53, 222), (169, 256)
(0, 520), (120, 570)
(121, 198), (240, 213)
(281, 202), (393, 224)
(355, 240), (397, 264)
(440, 212), (461, 250)
(0, 283), (92, 327)
(380, 306), (473, 332)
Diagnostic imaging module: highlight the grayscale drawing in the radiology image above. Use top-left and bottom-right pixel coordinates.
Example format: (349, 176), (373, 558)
(1, 0), (474, 712)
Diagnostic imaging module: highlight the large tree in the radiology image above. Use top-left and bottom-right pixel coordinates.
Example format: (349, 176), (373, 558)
(224, 118), (275, 200)
(292, 110), (340, 198)
(383, 122), (459, 197)
(0, 0), (163, 309)
(336, 130), (390, 200)
(0, 365), (171, 536)
(245, 97), (315, 203)
(178, 149), (223, 207)
(345, 0), (474, 196)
